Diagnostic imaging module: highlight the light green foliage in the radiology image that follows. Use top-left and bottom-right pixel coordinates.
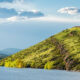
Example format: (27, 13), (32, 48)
(4, 59), (26, 68)
(44, 61), (55, 69)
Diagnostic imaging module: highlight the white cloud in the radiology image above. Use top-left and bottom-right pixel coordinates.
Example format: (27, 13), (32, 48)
(0, 2), (80, 23)
(0, 7), (44, 18)
(0, 16), (27, 23)
(58, 7), (80, 15)
(30, 16), (80, 22)
(7, 16), (18, 21)
(0, 0), (44, 18)
(0, 0), (37, 12)
(0, 16), (80, 23)
(7, 16), (30, 22)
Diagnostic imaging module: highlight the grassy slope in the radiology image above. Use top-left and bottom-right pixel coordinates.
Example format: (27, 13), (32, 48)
(0, 26), (80, 71)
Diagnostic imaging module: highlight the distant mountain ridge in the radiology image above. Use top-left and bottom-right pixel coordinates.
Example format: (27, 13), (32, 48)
(0, 48), (21, 60)
(1, 27), (80, 71)
(0, 48), (22, 55)
(0, 54), (8, 60)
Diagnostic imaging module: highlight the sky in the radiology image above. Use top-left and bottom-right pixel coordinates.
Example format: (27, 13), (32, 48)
(0, 0), (80, 50)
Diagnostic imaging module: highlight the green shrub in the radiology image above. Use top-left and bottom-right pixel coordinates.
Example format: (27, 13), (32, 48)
(44, 61), (55, 69)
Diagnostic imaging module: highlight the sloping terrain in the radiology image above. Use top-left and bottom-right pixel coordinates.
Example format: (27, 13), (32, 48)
(0, 26), (80, 71)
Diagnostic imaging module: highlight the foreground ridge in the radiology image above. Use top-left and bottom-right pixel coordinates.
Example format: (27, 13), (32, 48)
(0, 26), (80, 71)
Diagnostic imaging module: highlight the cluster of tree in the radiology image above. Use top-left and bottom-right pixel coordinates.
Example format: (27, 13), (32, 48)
(4, 59), (26, 68)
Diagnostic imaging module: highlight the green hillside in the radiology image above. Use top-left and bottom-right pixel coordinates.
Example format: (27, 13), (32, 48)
(0, 26), (80, 71)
